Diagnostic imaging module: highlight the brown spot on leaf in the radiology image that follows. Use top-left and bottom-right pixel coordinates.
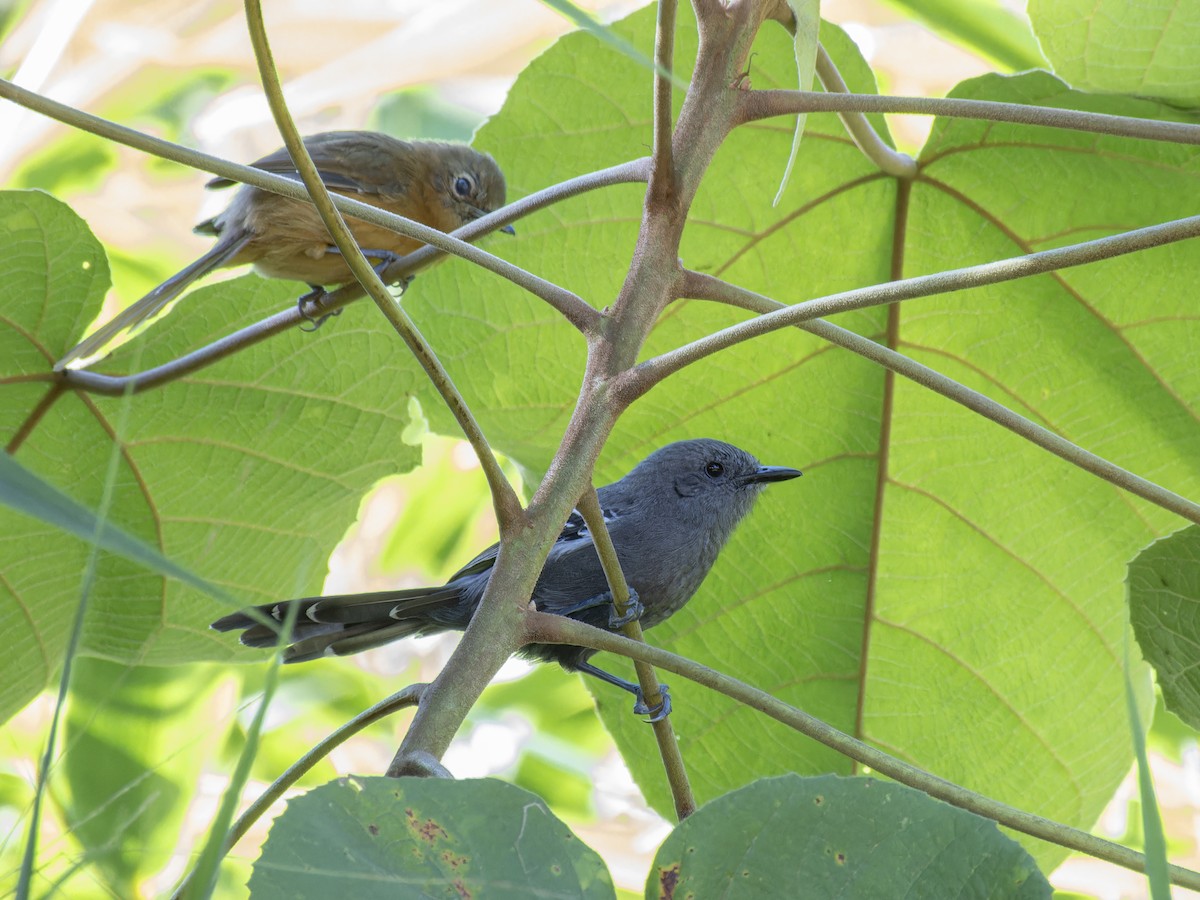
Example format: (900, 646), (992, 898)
(405, 812), (449, 844)
(452, 877), (471, 899)
(367, 823), (379, 836)
(658, 863), (680, 899)
(836, 852), (846, 865)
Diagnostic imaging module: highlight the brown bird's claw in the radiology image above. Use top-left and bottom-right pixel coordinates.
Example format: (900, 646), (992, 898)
(633, 684), (672, 723)
(608, 587), (644, 629)
(297, 288), (343, 332)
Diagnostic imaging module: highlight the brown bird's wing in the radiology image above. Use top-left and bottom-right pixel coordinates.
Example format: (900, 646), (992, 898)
(205, 131), (421, 198)
(54, 230), (253, 370)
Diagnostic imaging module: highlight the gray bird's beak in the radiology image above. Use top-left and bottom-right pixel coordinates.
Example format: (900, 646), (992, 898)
(743, 465), (803, 484)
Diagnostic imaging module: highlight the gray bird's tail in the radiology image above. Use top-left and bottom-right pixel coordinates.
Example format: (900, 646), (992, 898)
(210, 585), (465, 663)
(55, 232), (252, 371)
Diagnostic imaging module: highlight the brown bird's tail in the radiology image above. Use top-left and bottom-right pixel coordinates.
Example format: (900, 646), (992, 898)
(211, 585), (465, 663)
(55, 232), (252, 371)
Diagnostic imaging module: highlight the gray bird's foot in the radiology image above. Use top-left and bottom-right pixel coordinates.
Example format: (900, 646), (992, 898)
(633, 683), (671, 723)
(608, 587), (644, 629)
(297, 286), (342, 332)
(558, 588), (643, 629)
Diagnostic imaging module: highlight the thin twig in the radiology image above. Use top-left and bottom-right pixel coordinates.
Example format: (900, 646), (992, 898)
(170, 686), (425, 900)
(576, 489), (696, 820)
(739, 88), (1200, 146)
(0, 76), (594, 330)
(647, 271), (1200, 525)
(627, 213), (1200, 389)
(242, 0), (520, 523)
(649, 0), (678, 204)
(525, 609), (1200, 891)
(814, 44), (916, 178)
(53, 159), (647, 394)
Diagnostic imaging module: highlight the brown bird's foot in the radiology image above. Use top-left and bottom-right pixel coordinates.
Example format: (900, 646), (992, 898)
(574, 661), (672, 723)
(297, 286), (343, 332)
(321, 247), (412, 288)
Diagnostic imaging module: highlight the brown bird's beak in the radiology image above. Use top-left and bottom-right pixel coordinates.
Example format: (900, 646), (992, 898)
(470, 206), (516, 235)
(742, 465), (803, 484)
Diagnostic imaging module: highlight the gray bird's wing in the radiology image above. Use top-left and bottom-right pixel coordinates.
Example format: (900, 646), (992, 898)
(444, 502), (623, 584)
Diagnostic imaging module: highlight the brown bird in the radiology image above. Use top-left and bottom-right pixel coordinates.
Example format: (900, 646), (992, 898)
(56, 131), (510, 370)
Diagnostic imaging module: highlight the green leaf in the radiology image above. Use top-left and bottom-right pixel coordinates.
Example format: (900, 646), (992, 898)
(249, 776), (614, 898)
(1128, 525), (1200, 729)
(1028, 0), (1200, 102)
(886, 0), (1046, 71)
(648, 774), (1050, 897)
(0, 188), (422, 722)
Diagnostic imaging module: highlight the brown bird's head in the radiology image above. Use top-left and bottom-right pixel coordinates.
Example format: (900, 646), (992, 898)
(420, 143), (511, 233)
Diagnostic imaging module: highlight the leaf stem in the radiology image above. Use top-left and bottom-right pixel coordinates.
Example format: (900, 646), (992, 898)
(575, 489), (696, 819)
(243, 0), (520, 524)
(814, 44), (916, 178)
(170, 685), (425, 900)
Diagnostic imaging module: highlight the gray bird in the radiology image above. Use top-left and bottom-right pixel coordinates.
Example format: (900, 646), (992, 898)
(211, 438), (801, 720)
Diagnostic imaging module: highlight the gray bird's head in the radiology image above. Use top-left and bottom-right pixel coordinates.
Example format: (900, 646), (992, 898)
(621, 438), (802, 539)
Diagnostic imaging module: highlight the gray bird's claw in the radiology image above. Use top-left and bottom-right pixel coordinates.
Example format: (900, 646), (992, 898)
(633, 683), (671, 722)
(608, 587), (644, 629)
(297, 288), (342, 332)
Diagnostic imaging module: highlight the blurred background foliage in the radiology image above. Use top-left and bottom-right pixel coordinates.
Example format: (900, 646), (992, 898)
(0, 1), (1196, 897)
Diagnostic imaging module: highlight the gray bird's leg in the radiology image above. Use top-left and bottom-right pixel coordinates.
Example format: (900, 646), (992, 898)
(574, 660), (671, 723)
(555, 587), (645, 630)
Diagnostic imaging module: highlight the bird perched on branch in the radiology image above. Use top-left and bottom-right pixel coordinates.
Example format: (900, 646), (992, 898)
(212, 438), (802, 720)
(56, 131), (510, 370)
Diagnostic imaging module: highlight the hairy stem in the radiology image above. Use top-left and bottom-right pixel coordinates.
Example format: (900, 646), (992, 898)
(739, 88), (1200, 145)
(650, 0), (678, 204)
(653, 272), (1200, 525)
(626, 213), (1200, 391)
(0, 76), (593, 330)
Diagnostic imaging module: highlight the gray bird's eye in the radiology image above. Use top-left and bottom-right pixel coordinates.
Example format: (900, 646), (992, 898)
(704, 461), (724, 478)
(453, 175), (474, 198)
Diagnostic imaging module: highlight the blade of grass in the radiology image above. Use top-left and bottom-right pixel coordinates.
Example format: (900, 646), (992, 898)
(1124, 636), (1171, 900)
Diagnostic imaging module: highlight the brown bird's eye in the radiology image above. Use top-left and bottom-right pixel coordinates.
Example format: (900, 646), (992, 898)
(453, 175), (474, 198)
(704, 461), (724, 478)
